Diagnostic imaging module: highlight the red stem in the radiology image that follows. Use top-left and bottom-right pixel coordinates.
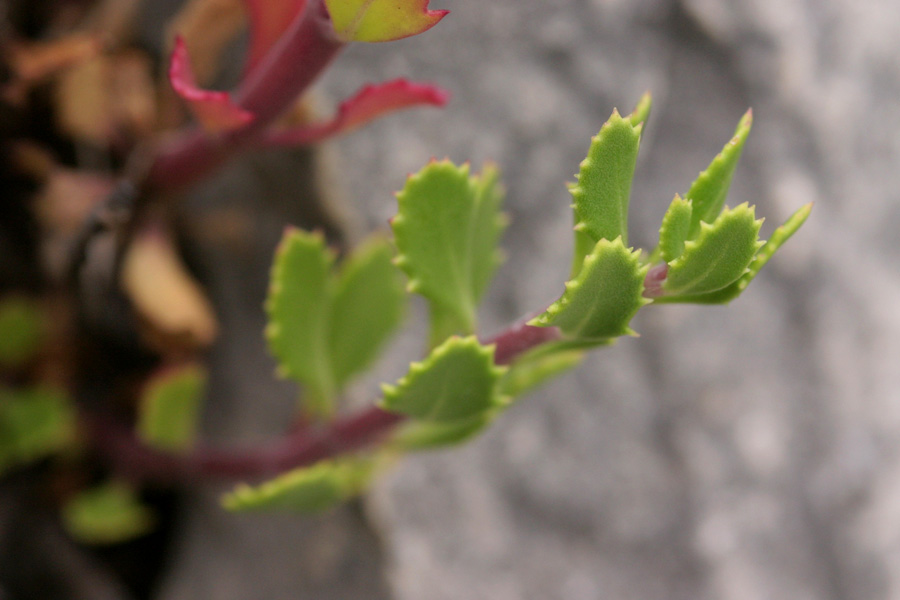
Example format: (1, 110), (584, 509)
(89, 323), (560, 484)
(146, 0), (345, 191)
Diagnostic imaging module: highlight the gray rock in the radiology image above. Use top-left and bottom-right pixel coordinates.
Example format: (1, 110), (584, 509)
(315, 1), (900, 599)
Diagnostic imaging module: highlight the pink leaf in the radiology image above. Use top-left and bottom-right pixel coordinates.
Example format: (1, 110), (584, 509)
(242, 0), (308, 73)
(262, 79), (449, 146)
(168, 36), (254, 134)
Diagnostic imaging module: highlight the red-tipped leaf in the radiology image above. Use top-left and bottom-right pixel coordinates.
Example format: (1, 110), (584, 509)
(324, 0), (448, 42)
(261, 78), (449, 146)
(169, 36), (254, 134)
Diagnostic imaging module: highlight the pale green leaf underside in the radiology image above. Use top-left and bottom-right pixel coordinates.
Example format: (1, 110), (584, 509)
(62, 482), (155, 545)
(393, 161), (506, 339)
(686, 110), (752, 238)
(266, 231), (405, 415)
(571, 109), (642, 249)
(380, 336), (506, 422)
(663, 203), (763, 296)
(222, 459), (377, 513)
(0, 386), (74, 472)
(0, 297), (44, 368)
(655, 203), (811, 304)
(658, 195), (693, 263)
(329, 237), (406, 386)
(531, 237), (649, 341)
(137, 365), (206, 452)
(266, 229), (335, 413)
(500, 348), (584, 398)
(391, 413), (494, 451)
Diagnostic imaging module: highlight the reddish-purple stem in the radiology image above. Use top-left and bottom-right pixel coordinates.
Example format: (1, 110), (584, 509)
(89, 322), (561, 484)
(147, 0), (344, 191)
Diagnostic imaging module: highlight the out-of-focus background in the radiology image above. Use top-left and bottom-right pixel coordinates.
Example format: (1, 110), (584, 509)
(332, 2), (899, 599)
(125, 0), (900, 599)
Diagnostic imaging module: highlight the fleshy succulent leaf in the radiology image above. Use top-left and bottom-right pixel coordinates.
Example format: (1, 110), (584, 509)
(261, 79), (449, 147)
(222, 459), (378, 512)
(531, 237), (649, 342)
(663, 203), (764, 297)
(380, 336), (506, 422)
(0, 297), (44, 368)
(658, 194), (693, 263)
(136, 364), (206, 452)
(392, 161), (506, 345)
(685, 110), (752, 238)
(0, 386), (75, 473)
(243, 0), (307, 73)
(390, 413), (494, 451)
(325, 0), (448, 42)
(62, 482), (155, 545)
(169, 36), (254, 133)
(655, 203), (811, 304)
(329, 237), (406, 388)
(570, 109), (642, 270)
(266, 229), (336, 416)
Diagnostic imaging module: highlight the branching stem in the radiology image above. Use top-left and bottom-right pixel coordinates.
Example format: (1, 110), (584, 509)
(87, 323), (560, 484)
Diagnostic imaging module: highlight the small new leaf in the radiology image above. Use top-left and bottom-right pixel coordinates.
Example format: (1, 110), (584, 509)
(571, 109), (642, 251)
(628, 92), (652, 129)
(531, 237), (649, 342)
(137, 365), (206, 452)
(381, 336), (506, 422)
(685, 110), (752, 237)
(393, 161), (506, 343)
(62, 482), (155, 545)
(656, 203), (811, 304)
(325, 0), (448, 43)
(222, 459), (378, 513)
(658, 195), (693, 263)
(663, 203), (763, 297)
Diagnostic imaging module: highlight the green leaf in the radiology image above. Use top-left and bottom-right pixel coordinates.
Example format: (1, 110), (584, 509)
(62, 482), (155, 545)
(655, 203), (812, 304)
(628, 92), (652, 129)
(325, 0), (448, 42)
(393, 161), (506, 345)
(329, 237), (406, 387)
(0, 297), (44, 368)
(658, 195), (693, 263)
(266, 229), (336, 415)
(685, 110), (752, 238)
(571, 109), (642, 253)
(391, 413), (493, 451)
(222, 458), (378, 513)
(380, 336), (506, 422)
(266, 231), (406, 417)
(531, 237), (649, 342)
(663, 203), (764, 296)
(0, 386), (75, 472)
(136, 365), (206, 452)
(500, 348), (584, 398)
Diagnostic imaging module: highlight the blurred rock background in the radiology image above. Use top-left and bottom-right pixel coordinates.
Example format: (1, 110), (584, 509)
(319, 1), (900, 599)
